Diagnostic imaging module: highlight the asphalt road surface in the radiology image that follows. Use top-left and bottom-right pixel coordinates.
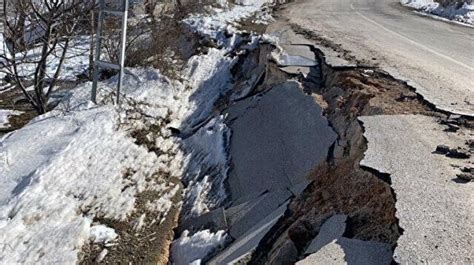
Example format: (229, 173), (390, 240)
(282, 0), (474, 116)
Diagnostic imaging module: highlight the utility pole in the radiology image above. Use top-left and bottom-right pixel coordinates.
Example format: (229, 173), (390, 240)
(91, 0), (129, 104)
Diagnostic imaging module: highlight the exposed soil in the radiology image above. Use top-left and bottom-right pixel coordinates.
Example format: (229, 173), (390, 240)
(78, 100), (183, 264)
(0, 87), (36, 133)
(0, 80), (82, 133)
(79, 179), (182, 264)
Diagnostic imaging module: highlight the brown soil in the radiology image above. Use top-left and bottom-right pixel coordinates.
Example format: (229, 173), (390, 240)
(0, 86), (37, 133)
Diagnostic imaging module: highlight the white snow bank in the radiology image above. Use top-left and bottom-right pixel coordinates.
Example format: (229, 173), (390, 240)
(401, 0), (474, 25)
(184, 0), (272, 46)
(0, 70), (182, 263)
(0, 42), (243, 263)
(90, 225), (118, 244)
(0, 109), (23, 129)
(171, 229), (228, 265)
(174, 48), (235, 134)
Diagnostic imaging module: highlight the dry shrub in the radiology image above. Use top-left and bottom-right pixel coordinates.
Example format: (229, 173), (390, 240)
(100, 1), (207, 79)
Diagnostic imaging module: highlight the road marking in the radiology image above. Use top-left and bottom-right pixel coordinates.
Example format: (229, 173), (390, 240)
(354, 11), (474, 71)
(350, 2), (370, 11)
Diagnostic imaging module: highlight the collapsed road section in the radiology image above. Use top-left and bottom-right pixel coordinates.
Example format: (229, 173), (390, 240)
(173, 6), (472, 263)
(246, 14), (472, 265)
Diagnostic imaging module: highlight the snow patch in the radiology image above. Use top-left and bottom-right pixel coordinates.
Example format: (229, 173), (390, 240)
(90, 225), (118, 244)
(0, 71), (179, 263)
(171, 229), (228, 265)
(184, 0), (272, 46)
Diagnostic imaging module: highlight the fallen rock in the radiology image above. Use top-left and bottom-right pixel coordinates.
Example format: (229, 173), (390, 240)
(466, 139), (474, 149)
(435, 145), (470, 159)
(457, 173), (473, 182)
(435, 144), (450, 154)
(444, 123), (460, 132)
(446, 148), (470, 159)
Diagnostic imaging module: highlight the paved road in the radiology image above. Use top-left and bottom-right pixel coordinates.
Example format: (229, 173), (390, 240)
(360, 115), (473, 263)
(281, 0), (474, 116)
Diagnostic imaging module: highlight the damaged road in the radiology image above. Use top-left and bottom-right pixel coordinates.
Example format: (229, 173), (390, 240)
(280, 0), (474, 116)
(170, 2), (472, 264)
(238, 3), (473, 264)
(184, 4), (472, 263)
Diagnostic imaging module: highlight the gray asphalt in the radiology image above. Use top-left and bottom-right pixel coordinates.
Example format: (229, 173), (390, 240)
(360, 115), (473, 264)
(282, 0), (474, 116)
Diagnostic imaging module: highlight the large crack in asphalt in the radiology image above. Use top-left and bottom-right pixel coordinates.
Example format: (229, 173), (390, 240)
(247, 46), (407, 264)
(175, 38), (410, 263)
(245, 27), (473, 263)
(170, 9), (473, 263)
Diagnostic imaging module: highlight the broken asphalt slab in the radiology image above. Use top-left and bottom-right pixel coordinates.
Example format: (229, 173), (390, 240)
(213, 80), (336, 263)
(299, 214), (392, 265)
(360, 114), (473, 264)
(207, 201), (290, 265)
(304, 214), (348, 255)
(225, 81), (337, 203)
(297, 238), (392, 265)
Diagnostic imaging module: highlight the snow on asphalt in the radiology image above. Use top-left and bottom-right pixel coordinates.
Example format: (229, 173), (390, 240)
(0, 0), (272, 263)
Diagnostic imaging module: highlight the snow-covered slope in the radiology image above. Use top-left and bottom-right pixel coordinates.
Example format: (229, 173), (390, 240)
(0, 72), (182, 263)
(0, 0), (272, 263)
(401, 0), (474, 25)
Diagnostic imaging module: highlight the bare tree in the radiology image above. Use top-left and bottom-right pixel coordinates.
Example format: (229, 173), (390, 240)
(0, 0), (92, 114)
